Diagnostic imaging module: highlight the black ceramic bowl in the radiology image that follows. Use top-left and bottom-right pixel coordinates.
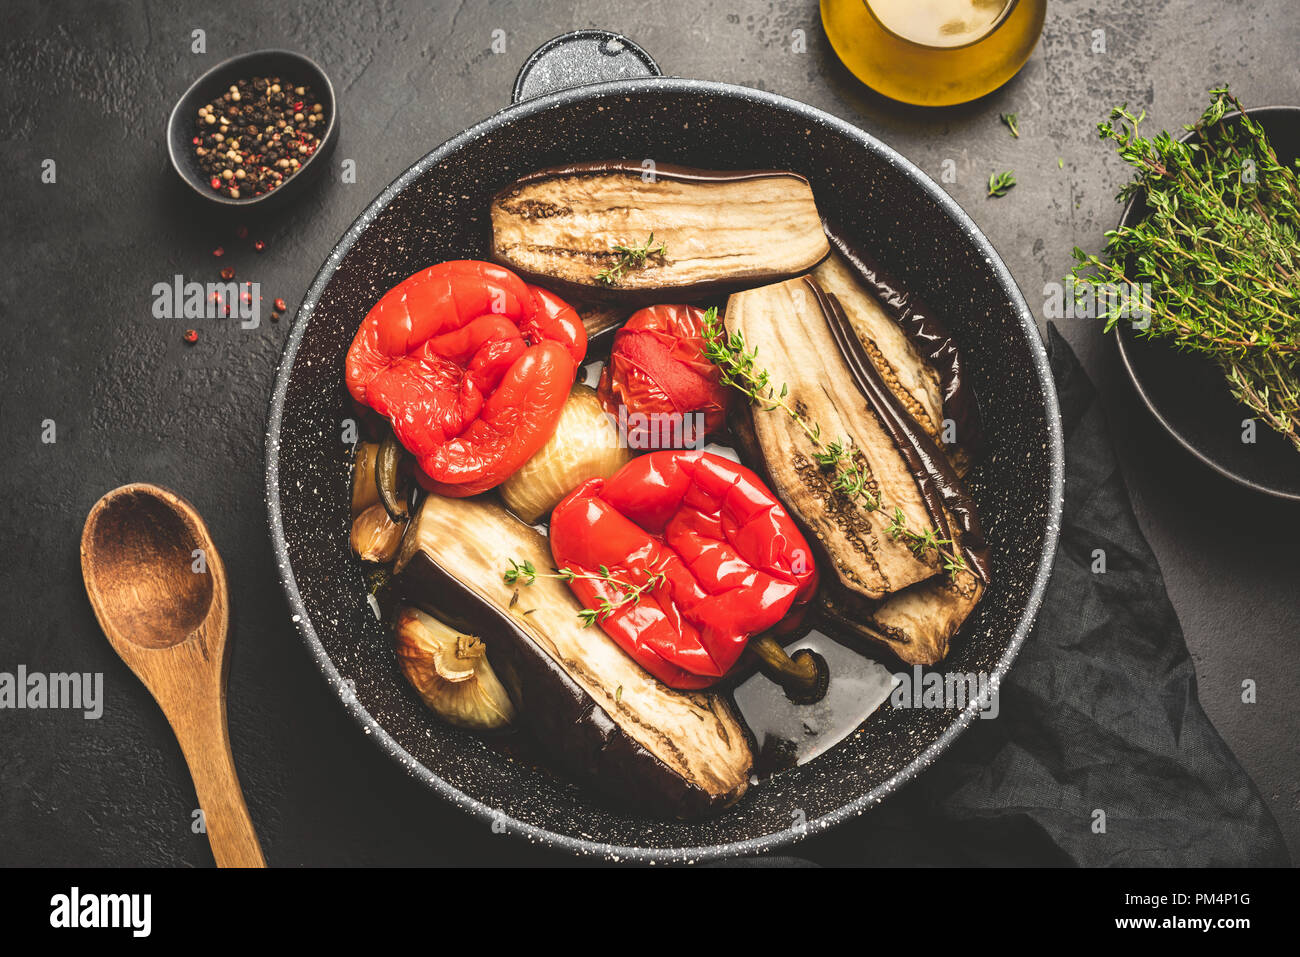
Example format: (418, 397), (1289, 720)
(1115, 106), (1300, 501)
(166, 49), (338, 208)
(265, 41), (1064, 862)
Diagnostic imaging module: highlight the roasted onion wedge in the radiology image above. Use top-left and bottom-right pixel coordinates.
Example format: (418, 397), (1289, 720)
(394, 608), (516, 732)
(490, 162), (829, 304)
(499, 384), (633, 525)
(394, 492), (753, 819)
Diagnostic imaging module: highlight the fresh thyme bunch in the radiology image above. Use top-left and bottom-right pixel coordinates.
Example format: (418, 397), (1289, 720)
(700, 307), (967, 578)
(1071, 87), (1300, 451)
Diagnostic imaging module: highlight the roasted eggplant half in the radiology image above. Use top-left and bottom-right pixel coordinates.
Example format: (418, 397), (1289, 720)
(811, 253), (947, 456)
(822, 222), (984, 465)
(490, 162), (830, 304)
(393, 491), (753, 819)
(724, 275), (988, 666)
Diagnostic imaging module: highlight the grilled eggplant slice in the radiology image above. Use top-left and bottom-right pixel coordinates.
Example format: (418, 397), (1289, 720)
(826, 569), (983, 666)
(817, 280), (988, 665)
(725, 276), (943, 598)
(491, 162), (829, 304)
(393, 492), (753, 818)
(822, 222), (984, 464)
(725, 276), (988, 666)
(811, 252), (946, 449)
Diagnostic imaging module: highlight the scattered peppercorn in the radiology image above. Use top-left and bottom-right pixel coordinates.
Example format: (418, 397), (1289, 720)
(271, 311), (281, 322)
(192, 75), (328, 198)
(235, 225), (249, 239)
(254, 240), (265, 252)
(220, 266), (235, 280)
(213, 246), (225, 257)
(183, 329), (199, 344)
(274, 297), (287, 312)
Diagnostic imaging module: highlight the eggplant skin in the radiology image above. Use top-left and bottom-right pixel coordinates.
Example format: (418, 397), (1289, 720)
(394, 493), (753, 820)
(490, 161), (830, 305)
(822, 221), (984, 459)
(810, 253), (945, 447)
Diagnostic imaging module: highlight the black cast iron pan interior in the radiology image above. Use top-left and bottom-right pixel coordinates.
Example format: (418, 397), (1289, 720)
(265, 46), (1064, 861)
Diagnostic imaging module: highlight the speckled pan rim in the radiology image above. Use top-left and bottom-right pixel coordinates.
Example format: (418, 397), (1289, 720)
(265, 76), (1065, 864)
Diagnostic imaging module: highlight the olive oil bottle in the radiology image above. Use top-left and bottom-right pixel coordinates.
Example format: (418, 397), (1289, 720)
(820, 0), (1047, 106)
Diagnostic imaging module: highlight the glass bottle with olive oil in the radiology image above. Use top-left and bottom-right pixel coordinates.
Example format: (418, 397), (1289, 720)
(821, 0), (1047, 106)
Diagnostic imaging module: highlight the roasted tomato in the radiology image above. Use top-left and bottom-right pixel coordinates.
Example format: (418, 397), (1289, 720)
(596, 304), (729, 449)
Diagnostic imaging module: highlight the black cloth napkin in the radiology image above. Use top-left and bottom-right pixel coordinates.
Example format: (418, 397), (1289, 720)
(779, 325), (1289, 867)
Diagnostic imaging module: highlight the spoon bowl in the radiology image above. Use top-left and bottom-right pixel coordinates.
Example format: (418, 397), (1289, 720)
(82, 486), (215, 649)
(81, 483), (264, 867)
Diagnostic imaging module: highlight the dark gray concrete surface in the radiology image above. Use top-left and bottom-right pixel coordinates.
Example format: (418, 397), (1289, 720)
(1, 0), (1296, 865)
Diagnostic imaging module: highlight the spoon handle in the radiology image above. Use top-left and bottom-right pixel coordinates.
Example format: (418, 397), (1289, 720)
(171, 698), (266, 868)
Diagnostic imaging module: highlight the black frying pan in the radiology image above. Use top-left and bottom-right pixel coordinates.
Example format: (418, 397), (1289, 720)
(265, 31), (1064, 861)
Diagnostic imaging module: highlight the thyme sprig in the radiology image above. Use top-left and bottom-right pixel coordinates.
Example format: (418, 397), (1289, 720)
(595, 232), (668, 286)
(700, 307), (967, 579)
(503, 558), (667, 627)
(999, 112), (1020, 138)
(1071, 87), (1300, 451)
(988, 170), (1017, 197)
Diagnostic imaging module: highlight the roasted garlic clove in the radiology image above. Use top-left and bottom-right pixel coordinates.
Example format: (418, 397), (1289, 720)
(350, 502), (406, 563)
(394, 607), (516, 731)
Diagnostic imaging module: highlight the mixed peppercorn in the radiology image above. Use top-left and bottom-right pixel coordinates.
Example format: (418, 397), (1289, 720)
(181, 229), (288, 344)
(192, 75), (326, 199)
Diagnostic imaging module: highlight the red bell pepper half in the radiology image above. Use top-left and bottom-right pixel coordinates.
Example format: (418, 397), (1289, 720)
(549, 450), (818, 689)
(345, 260), (586, 497)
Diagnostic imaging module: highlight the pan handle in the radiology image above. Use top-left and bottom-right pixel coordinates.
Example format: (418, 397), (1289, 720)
(512, 30), (661, 104)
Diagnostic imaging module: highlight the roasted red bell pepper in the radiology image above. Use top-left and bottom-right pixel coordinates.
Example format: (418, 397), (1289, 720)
(345, 260), (586, 497)
(597, 304), (729, 446)
(549, 450), (818, 689)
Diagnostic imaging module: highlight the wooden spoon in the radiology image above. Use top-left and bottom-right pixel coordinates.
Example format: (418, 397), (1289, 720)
(80, 483), (265, 868)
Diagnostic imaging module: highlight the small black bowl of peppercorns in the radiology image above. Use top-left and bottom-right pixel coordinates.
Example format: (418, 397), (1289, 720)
(167, 49), (337, 207)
